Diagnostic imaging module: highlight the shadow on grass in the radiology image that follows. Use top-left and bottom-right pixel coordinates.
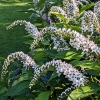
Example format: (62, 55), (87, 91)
(0, 2), (33, 57)
(0, 0), (32, 3)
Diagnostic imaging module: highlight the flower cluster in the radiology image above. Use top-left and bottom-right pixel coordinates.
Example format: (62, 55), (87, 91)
(51, 34), (70, 52)
(49, 0), (79, 21)
(6, 20), (26, 30)
(4, 1), (100, 100)
(7, 20), (40, 39)
(24, 22), (40, 39)
(66, 28), (100, 57)
(30, 59), (87, 87)
(6, 20), (42, 50)
(63, 0), (76, 11)
(40, 27), (70, 52)
(94, 1), (100, 20)
(1, 51), (37, 81)
(63, 0), (89, 9)
(29, 59), (87, 99)
(57, 86), (75, 100)
(63, 0), (80, 19)
(81, 11), (99, 34)
(6, 20), (100, 57)
(69, 30), (100, 56)
(31, 27), (57, 50)
(66, 3), (79, 19)
(41, 26), (100, 57)
(24, 22), (42, 50)
(7, 21), (100, 57)
(41, 26), (57, 34)
(7, 21), (57, 50)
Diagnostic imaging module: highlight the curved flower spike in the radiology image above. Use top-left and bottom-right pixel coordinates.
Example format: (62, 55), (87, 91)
(6, 20), (40, 39)
(1, 51), (37, 81)
(29, 59), (87, 88)
(81, 11), (99, 34)
(57, 86), (75, 100)
(40, 27), (100, 57)
(7, 20), (41, 49)
(94, 1), (100, 20)
(6, 20), (26, 30)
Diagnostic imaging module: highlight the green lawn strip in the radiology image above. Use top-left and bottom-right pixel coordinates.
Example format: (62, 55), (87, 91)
(0, 2), (32, 58)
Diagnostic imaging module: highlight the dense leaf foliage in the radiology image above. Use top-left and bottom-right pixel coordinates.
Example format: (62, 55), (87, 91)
(0, 0), (100, 100)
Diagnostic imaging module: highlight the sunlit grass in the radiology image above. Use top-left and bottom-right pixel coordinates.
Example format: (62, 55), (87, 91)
(0, 1), (32, 58)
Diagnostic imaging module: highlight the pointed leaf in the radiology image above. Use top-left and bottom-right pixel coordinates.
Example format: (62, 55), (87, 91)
(5, 80), (30, 96)
(80, 3), (94, 12)
(35, 91), (50, 100)
(67, 25), (82, 33)
(49, 70), (58, 82)
(55, 49), (83, 60)
(23, 40), (33, 45)
(37, 0), (46, 7)
(10, 68), (21, 78)
(68, 83), (100, 100)
(0, 86), (7, 94)
(0, 56), (5, 61)
(49, 12), (65, 21)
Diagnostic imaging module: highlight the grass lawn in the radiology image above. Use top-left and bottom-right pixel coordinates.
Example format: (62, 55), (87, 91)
(0, 1), (32, 58)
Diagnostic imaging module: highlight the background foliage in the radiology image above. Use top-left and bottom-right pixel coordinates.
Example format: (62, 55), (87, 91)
(0, 0), (100, 100)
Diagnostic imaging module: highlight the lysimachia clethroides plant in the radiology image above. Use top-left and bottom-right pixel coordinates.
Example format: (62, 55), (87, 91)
(1, 0), (100, 100)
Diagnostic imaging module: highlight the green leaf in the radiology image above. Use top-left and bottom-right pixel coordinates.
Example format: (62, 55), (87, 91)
(33, 51), (46, 60)
(45, 50), (57, 57)
(0, 86), (7, 94)
(55, 49), (83, 60)
(23, 34), (33, 38)
(35, 91), (50, 100)
(55, 22), (64, 28)
(49, 12), (65, 21)
(86, 70), (100, 76)
(34, 48), (43, 52)
(37, 0), (46, 7)
(42, 39), (50, 45)
(67, 25), (82, 33)
(94, 37), (100, 44)
(71, 60), (100, 76)
(70, 59), (80, 67)
(18, 74), (30, 82)
(0, 96), (7, 100)
(0, 56), (5, 61)
(10, 68), (21, 78)
(76, 60), (100, 70)
(49, 70), (58, 82)
(23, 40), (33, 45)
(95, 66), (100, 73)
(80, 3), (94, 12)
(14, 94), (28, 100)
(67, 83), (100, 100)
(5, 80), (30, 96)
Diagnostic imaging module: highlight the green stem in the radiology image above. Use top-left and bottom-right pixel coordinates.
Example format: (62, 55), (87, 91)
(39, 78), (47, 90)
(93, 77), (100, 83)
(91, 75), (94, 82)
(90, 95), (94, 100)
(38, 7), (45, 27)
